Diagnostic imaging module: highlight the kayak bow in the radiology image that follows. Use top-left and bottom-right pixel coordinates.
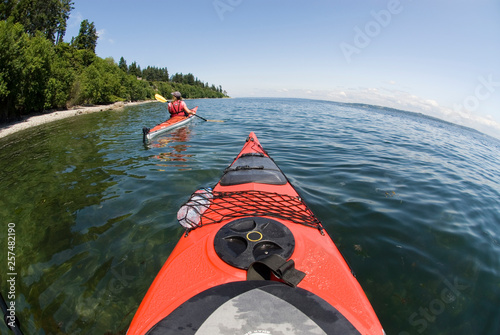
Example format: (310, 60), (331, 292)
(128, 132), (385, 335)
(142, 106), (198, 142)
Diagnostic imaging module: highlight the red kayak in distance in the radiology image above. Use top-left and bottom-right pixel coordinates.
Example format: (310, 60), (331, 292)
(128, 132), (385, 335)
(142, 106), (198, 142)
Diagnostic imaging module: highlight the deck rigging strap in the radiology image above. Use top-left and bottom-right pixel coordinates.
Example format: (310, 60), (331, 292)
(178, 190), (324, 233)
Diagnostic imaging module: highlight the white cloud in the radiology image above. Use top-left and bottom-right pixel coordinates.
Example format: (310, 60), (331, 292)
(67, 12), (83, 28)
(349, 88), (500, 139)
(96, 29), (115, 44)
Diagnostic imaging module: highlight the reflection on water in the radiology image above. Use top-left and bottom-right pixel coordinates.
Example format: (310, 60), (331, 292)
(0, 98), (499, 334)
(149, 127), (194, 168)
(0, 115), (124, 333)
(0, 107), (189, 334)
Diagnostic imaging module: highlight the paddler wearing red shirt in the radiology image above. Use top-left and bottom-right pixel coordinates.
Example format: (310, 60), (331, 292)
(168, 91), (195, 118)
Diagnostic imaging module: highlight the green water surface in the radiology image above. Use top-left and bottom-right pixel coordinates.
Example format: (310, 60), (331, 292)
(1, 98), (499, 334)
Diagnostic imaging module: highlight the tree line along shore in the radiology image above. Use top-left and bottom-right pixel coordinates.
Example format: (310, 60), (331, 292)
(0, 0), (228, 124)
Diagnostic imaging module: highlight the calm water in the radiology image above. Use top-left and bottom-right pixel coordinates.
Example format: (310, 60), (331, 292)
(0, 98), (499, 334)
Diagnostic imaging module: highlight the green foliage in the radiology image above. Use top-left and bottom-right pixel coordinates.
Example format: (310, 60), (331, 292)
(142, 66), (169, 82)
(125, 76), (151, 101)
(21, 33), (54, 113)
(1, 7), (228, 123)
(128, 61), (142, 78)
(170, 72), (226, 95)
(44, 43), (76, 108)
(155, 81), (227, 100)
(10, 0), (73, 43)
(71, 19), (97, 52)
(0, 0), (16, 20)
(0, 19), (25, 121)
(118, 57), (127, 72)
(0, 20), (54, 119)
(73, 58), (117, 105)
(68, 57), (157, 106)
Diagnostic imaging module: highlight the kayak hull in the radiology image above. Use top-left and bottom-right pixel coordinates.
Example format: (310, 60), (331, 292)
(143, 106), (198, 141)
(128, 132), (385, 335)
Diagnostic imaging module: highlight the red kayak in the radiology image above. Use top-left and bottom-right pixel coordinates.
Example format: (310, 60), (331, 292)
(142, 106), (198, 141)
(128, 132), (385, 334)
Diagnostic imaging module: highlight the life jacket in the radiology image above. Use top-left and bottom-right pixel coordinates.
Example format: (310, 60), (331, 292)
(168, 101), (186, 117)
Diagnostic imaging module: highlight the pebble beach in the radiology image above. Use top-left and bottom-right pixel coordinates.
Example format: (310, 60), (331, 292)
(0, 100), (150, 139)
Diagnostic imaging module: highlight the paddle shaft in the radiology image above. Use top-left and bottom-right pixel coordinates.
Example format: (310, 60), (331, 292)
(154, 94), (223, 122)
(193, 114), (207, 122)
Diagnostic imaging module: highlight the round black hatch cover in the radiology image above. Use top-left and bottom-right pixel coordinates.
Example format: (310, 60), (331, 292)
(214, 217), (295, 269)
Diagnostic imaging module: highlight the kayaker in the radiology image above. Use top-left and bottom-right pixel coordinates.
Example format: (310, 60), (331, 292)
(168, 91), (195, 118)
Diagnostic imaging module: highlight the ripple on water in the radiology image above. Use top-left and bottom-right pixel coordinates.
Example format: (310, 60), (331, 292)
(0, 98), (499, 334)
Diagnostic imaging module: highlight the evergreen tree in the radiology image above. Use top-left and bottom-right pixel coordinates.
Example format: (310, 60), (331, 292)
(128, 61), (141, 78)
(54, 0), (73, 44)
(184, 73), (195, 85)
(1, 9), (228, 121)
(118, 57), (127, 72)
(171, 73), (183, 83)
(71, 19), (98, 53)
(10, 0), (73, 44)
(0, 0), (16, 20)
(160, 67), (169, 82)
(142, 66), (169, 82)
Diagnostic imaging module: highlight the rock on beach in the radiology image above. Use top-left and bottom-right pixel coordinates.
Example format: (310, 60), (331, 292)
(0, 101), (149, 139)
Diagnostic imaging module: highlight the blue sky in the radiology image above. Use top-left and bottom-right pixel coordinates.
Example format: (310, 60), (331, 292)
(65, 0), (500, 139)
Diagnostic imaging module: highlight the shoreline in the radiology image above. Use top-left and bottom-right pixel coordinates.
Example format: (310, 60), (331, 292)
(0, 100), (151, 139)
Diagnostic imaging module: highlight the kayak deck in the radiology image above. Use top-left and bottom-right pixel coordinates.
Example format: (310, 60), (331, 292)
(128, 132), (385, 335)
(145, 281), (367, 334)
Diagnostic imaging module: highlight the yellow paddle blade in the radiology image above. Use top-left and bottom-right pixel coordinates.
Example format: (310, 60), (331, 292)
(155, 94), (168, 103)
(155, 94), (224, 122)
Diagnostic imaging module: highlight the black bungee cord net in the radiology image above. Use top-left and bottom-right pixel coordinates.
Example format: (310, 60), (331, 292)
(177, 189), (325, 236)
